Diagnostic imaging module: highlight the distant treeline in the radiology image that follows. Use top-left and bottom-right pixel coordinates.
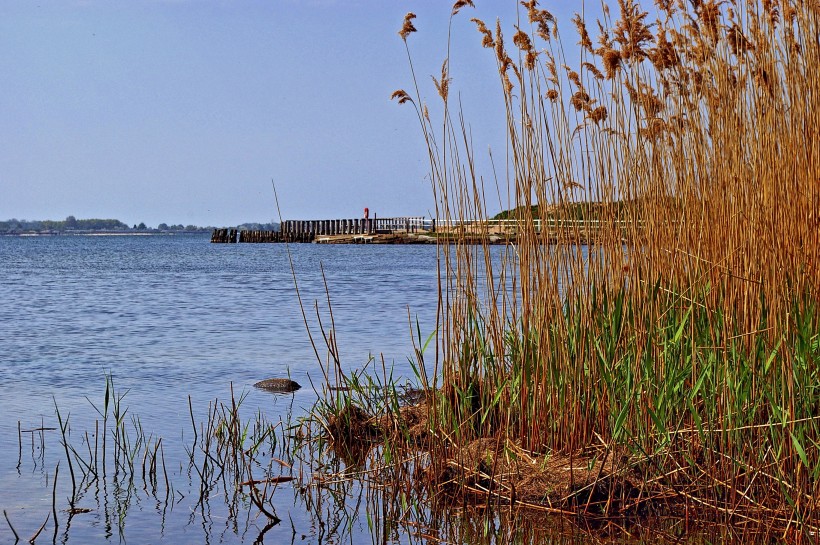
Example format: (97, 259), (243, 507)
(0, 216), (279, 234)
(492, 200), (655, 221)
(234, 222), (279, 231)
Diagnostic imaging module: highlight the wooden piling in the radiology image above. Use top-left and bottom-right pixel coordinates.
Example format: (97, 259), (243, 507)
(210, 228), (238, 243)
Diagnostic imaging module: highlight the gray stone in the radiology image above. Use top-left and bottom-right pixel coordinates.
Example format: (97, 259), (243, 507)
(254, 378), (301, 393)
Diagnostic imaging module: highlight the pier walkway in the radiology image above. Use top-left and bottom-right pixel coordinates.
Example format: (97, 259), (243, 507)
(211, 217), (624, 244)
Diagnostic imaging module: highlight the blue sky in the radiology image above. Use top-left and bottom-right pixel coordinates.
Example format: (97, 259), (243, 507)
(0, 1), (603, 227)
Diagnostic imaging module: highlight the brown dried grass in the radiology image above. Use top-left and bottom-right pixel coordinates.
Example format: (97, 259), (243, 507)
(385, 0), (820, 533)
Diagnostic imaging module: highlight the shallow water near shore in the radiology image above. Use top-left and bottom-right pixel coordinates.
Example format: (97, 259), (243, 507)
(0, 233), (446, 544)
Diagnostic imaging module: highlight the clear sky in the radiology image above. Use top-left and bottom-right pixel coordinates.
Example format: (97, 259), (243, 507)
(0, 1), (603, 228)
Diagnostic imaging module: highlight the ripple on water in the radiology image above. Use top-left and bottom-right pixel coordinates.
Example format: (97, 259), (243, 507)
(0, 235), (446, 544)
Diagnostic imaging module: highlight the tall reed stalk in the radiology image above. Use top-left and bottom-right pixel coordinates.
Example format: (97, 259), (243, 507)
(394, 0), (820, 527)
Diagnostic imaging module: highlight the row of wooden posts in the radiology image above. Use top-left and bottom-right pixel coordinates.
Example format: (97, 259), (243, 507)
(211, 229), (314, 243)
(211, 229), (238, 243)
(280, 217), (430, 236)
(211, 217), (432, 244)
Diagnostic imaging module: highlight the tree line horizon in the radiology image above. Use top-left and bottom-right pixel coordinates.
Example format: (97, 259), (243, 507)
(0, 215), (279, 234)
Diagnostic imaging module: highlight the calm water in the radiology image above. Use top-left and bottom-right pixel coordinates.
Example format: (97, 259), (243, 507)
(0, 234), (443, 544)
(0, 235), (735, 545)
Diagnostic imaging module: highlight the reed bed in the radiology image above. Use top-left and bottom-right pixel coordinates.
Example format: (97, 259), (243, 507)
(374, 0), (820, 535)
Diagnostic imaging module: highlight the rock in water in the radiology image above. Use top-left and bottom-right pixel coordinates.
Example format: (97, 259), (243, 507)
(254, 378), (301, 393)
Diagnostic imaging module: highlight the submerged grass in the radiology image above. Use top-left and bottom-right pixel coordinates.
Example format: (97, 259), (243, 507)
(304, 0), (820, 537)
(6, 376), (299, 544)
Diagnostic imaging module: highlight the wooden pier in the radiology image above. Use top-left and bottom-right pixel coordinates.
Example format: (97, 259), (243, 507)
(210, 217), (622, 245)
(280, 217), (429, 237)
(210, 229), (314, 243)
(211, 217), (431, 244)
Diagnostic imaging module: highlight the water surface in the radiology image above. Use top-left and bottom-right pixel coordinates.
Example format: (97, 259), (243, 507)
(0, 234), (440, 544)
(0, 235), (733, 545)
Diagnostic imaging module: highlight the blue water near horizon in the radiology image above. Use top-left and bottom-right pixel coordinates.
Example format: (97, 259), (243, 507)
(0, 233), (439, 395)
(0, 233), (442, 544)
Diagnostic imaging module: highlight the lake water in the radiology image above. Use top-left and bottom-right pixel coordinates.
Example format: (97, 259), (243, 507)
(0, 235), (743, 545)
(0, 234), (446, 544)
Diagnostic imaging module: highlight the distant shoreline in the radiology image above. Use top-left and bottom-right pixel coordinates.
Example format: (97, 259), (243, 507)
(4, 230), (209, 237)
(1, 218), (278, 236)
